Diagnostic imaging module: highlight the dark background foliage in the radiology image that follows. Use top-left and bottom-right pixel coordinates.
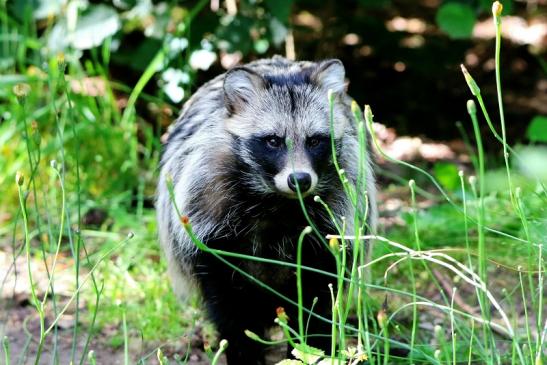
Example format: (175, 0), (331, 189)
(6, 0), (546, 143)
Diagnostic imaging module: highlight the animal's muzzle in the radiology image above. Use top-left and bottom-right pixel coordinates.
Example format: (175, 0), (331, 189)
(287, 172), (312, 193)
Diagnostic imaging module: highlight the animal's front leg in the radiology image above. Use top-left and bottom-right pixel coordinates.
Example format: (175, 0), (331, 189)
(196, 259), (270, 364)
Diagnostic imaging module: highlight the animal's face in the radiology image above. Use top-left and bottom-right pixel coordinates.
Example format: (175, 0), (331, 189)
(223, 60), (349, 197)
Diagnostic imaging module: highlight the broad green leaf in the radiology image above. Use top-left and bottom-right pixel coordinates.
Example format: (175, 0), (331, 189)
(275, 360), (305, 365)
(71, 5), (121, 50)
(291, 343), (324, 364)
(515, 145), (547, 181)
(436, 3), (476, 39)
(526, 115), (547, 143)
(48, 5), (121, 52)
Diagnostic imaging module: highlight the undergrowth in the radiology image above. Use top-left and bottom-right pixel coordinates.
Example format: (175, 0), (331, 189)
(0, 1), (545, 364)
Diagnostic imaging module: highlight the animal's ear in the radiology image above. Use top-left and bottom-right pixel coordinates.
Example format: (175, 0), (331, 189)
(223, 67), (266, 113)
(311, 59), (346, 94)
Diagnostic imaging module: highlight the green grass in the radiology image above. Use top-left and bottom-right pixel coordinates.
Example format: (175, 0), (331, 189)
(1, 1), (546, 364)
(0, 11), (195, 364)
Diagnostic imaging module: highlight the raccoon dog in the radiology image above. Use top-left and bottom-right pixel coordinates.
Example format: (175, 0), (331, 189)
(157, 56), (376, 364)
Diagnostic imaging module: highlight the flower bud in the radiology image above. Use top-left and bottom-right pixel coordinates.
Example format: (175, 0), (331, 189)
(13, 83), (31, 105)
(16, 171), (24, 186)
(329, 237), (339, 251)
(468, 175), (477, 187)
(460, 65), (481, 96)
(492, 1), (503, 18)
(377, 308), (388, 330)
(377, 296), (389, 330)
(203, 341), (211, 352)
(434, 349), (442, 360)
(276, 306), (289, 323)
(57, 52), (67, 74)
(219, 339), (228, 350)
(408, 179), (415, 189)
(244, 330), (260, 341)
(466, 99), (477, 115)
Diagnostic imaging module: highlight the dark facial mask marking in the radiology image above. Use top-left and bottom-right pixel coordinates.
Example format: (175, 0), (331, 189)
(244, 135), (287, 178)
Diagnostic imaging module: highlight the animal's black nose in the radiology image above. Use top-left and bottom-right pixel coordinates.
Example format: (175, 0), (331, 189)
(287, 172), (312, 193)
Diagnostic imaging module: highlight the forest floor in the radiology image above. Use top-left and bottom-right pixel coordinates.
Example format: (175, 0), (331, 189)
(2, 123), (528, 364)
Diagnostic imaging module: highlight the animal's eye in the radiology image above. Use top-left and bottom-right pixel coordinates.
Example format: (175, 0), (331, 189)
(265, 136), (283, 148)
(307, 136), (325, 148)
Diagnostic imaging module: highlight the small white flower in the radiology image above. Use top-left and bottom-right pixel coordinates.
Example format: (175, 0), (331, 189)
(189, 49), (217, 70)
(164, 82), (185, 103)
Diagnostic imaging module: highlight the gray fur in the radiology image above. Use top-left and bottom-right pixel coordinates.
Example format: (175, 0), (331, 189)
(156, 56), (377, 300)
